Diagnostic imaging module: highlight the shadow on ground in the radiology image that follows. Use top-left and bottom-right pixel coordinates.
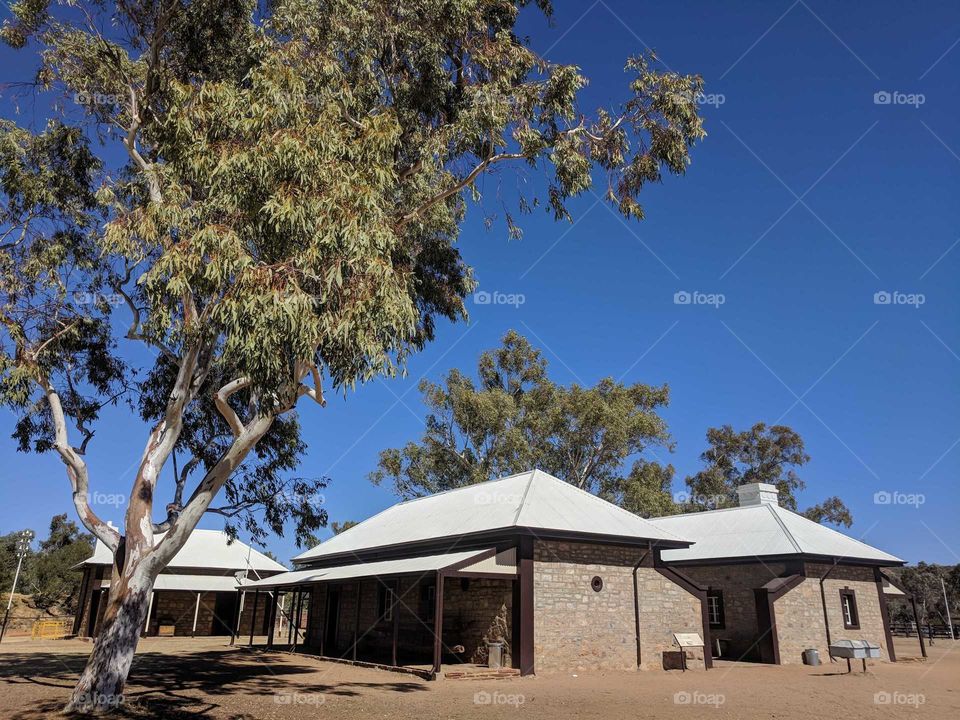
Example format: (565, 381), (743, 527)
(0, 648), (427, 718)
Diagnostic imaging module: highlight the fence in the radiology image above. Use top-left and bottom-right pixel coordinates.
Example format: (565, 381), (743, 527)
(890, 623), (957, 639)
(31, 618), (74, 640)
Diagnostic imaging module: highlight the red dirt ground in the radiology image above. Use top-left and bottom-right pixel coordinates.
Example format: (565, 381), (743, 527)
(0, 636), (956, 719)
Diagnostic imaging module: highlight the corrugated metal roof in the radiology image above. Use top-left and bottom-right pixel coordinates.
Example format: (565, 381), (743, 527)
(292, 469), (688, 564)
(97, 573), (252, 593)
(82, 529), (287, 573)
(243, 549), (493, 589)
(651, 504), (902, 564)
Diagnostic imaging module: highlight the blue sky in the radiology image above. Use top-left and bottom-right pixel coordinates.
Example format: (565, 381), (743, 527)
(1, 1), (958, 567)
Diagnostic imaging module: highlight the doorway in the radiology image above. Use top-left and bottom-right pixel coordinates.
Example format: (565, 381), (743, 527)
(212, 592), (238, 636)
(753, 588), (777, 664)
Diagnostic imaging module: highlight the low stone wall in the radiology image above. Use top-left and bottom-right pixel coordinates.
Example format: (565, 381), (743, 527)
(532, 540), (704, 673)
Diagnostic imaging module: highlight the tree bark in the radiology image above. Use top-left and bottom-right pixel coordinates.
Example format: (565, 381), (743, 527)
(64, 557), (155, 714)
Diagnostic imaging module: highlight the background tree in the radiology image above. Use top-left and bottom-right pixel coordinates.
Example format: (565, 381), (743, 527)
(890, 562), (959, 628)
(0, 0), (704, 711)
(331, 520), (359, 535)
(371, 330), (676, 511)
(683, 422), (853, 526)
(28, 514), (93, 613)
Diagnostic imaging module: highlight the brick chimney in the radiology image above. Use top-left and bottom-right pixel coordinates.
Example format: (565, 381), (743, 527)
(736, 482), (779, 507)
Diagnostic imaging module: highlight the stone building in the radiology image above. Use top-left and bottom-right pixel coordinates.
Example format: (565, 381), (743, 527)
(241, 469), (713, 677)
(650, 483), (911, 665)
(74, 529), (286, 639)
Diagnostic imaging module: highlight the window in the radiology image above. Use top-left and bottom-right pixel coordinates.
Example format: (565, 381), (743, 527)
(840, 589), (859, 629)
(376, 583), (394, 623)
(707, 589), (725, 629)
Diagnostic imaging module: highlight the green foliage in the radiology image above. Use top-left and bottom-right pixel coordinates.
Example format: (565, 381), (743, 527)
(683, 422), (853, 526)
(29, 514), (93, 612)
(0, 1), (703, 555)
(331, 520), (359, 535)
(889, 562), (959, 627)
(370, 330), (676, 515)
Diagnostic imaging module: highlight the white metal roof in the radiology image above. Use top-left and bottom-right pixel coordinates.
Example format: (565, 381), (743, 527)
(98, 573), (254, 593)
(651, 504), (903, 564)
(292, 469), (689, 564)
(243, 549), (502, 589)
(82, 529), (287, 573)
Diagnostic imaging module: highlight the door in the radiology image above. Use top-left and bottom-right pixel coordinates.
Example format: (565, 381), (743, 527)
(324, 589), (340, 655)
(212, 592), (238, 636)
(88, 589), (103, 637)
(754, 588), (778, 664)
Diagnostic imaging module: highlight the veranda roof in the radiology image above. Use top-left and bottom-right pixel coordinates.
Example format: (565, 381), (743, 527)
(242, 548), (514, 590)
(81, 529), (287, 573)
(97, 573), (252, 593)
(650, 503), (903, 565)
(293, 469), (689, 565)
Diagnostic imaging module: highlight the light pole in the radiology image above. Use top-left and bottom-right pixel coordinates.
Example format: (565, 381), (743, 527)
(0, 529), (35, 643)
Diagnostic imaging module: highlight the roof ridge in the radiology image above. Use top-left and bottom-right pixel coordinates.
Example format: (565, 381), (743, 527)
(652, 503), (759, 520)
(513, 468), (538, 525)
(533, 470), (688, 543)
(766, 502), (803, 553)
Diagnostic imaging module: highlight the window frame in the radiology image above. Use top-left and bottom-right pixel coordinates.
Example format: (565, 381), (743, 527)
(376, 582), (395, 623)
(839, 588), (860, 630)
(706, 589), (725, 630)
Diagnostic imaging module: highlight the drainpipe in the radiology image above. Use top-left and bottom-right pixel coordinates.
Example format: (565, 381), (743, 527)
(632, 545), (651, 668)
(818, 560), (840, 659)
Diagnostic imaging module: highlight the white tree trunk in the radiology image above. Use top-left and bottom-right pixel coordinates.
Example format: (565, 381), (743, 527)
(65, 561), (155, 714)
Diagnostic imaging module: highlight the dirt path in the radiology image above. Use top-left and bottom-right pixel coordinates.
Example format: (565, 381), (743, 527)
(0, 637), (956, 718)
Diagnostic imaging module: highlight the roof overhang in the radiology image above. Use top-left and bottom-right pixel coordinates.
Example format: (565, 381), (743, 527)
(244, 548), (517, 590)
(97, 574), (251, 593)
(295, 527), (690, 569)
(660, 552), (905, 568)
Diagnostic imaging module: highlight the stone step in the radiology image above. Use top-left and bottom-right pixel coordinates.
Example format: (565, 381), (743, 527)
(444, 669), (521, 680)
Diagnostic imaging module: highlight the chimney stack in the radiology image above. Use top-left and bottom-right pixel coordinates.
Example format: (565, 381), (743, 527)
(736, 482), (779, 507)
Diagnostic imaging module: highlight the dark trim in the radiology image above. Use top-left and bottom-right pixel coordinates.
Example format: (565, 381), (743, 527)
(663, 553), (904, 569)
(910, 596), (928, 658)
(653, 560), (713, 669)
(391, 579), (400, 667)
(444, 571), (518, 580)
(296, 528), (689, 569)
(632, 547), (651, 667)
(517, 537), (535, 675)
(266, 591), (278, 648)
(874, 568), (897, 662)
(817, 561), (840, 652)
(840, 587), (860, 630)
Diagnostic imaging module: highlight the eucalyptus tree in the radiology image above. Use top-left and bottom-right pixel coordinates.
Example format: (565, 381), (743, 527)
(683, 422), (854, 526)
(370, 330), (677, 511)
(0, 0), (704, 710)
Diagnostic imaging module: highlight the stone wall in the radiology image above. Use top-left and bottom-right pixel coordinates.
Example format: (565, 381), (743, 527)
(532, 540), (704, 673)
(777, 564), (889, 664)
(681, 562), (792, 662)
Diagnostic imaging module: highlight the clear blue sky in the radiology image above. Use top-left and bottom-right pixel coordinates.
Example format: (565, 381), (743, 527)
(1, 1), (958, 567)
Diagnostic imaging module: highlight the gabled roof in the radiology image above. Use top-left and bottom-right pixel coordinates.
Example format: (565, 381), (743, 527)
(293, 469), (690, 564)
(650, 503), (903, 565)
(81, 529), (287, 573)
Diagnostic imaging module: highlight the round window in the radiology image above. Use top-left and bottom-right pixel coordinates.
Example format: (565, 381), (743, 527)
(591, 576), (603, 592)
